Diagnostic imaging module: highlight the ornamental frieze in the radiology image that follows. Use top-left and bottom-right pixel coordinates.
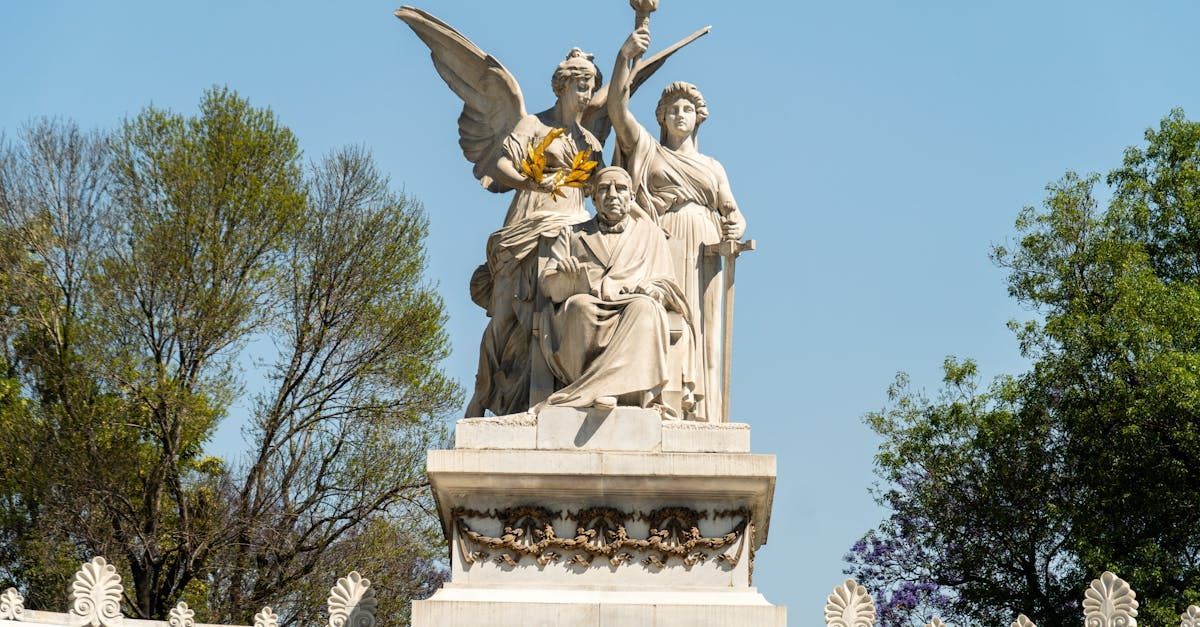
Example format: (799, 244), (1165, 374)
(452, 505), (752, 570)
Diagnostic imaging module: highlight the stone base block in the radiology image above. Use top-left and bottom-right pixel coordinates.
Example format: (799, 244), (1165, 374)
(454, 414), (536, 449)
(413, 589), (787, 627)
(453, 412), (752, 453)
(419, 438), (783, 625)
(428, 449), (776, 550)
(661, 421), (750, 452)
(536, 406), (662, 450)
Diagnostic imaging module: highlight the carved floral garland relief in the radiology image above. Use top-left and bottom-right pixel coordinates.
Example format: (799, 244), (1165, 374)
(452, 505), (752, 570)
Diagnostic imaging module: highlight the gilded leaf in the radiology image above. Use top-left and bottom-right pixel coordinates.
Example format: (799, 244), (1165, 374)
(518, 130), (597, 203)
(546, 148), (598, 200)
(519, 127), (565, 188)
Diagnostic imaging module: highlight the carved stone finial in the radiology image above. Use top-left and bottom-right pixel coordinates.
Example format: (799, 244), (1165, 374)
(1181, 605), (1200, 627)
(926, 618), (947, 627)
(328, 571), (377, 627)
(254, 607), (279, 627)
(168, 601), (195, 627)
(0, 588), (25, 621)
(70, 557), (124, 627)
(1082, 571), (1138, 627)
(824, 579), (876, 627)
(1012, 614), (1037, 627)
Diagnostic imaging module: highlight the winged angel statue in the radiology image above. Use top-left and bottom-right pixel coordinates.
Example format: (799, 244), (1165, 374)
(395, 6), (707, 417)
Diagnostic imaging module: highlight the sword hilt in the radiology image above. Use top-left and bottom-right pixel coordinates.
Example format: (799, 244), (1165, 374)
(703, 238), (756, 259)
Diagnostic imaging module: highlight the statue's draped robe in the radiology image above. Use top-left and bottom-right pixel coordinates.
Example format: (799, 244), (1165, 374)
(465, 114), (603, 417)
(619, 123), (728, 421)
(538, 216), (695, 410)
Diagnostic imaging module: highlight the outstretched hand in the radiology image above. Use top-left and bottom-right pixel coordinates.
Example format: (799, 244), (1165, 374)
(620, 27), (651, 60)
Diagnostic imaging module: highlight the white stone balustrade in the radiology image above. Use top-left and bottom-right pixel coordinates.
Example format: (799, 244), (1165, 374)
(4, 552), (1200, 626)
(0, 557), (373, 627)
(818, 570), (1200, 627)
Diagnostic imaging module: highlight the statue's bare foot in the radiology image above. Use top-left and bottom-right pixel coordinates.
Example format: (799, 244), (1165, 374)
(594, 396), (617, 411)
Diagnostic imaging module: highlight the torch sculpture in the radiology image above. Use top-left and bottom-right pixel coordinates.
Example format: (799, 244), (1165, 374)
(630, 0), (659, 30)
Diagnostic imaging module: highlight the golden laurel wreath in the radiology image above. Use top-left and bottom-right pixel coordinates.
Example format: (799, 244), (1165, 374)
(519, 127), (598, 201)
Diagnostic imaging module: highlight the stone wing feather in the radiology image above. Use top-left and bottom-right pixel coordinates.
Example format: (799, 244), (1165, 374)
(396, 6), (528, 191)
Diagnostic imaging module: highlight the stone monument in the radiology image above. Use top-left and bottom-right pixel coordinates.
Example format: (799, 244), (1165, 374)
(395, 4), (784, 624)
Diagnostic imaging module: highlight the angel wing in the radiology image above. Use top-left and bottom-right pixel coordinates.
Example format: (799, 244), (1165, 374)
(395, 6), (527, 192)
(582, 26), (712, 146)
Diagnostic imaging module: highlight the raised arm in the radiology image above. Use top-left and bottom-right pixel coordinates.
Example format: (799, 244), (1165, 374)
(608, 28), (651, 152)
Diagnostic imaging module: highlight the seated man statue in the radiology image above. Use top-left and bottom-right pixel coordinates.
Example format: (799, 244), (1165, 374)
(537, 166), (696, 413)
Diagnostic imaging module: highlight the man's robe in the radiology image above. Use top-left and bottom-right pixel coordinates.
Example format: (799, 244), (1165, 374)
(538, 216), (695, 410)
(463, 114), (601, 418)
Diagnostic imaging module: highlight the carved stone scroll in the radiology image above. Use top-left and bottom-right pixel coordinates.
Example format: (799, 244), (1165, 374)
(253, 607), (279, 627)
(1083, 571), (1138, 627)
(168, 601), (195, 627)
(824, 579), (876, 627)
(1012, 614), (1037, 627)
(0, 588), (24, 621)
(1181, 606), (1200, 627)
(453, 505), (749, 569)
(70, 557), (124, 627)
(328, 571), (377, 627)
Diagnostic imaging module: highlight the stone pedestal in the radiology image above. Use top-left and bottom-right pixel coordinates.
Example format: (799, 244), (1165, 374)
(413, 409), (786, 626)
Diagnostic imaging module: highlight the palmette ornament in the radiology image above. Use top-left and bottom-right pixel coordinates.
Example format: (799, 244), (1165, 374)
(1082, 571), (1137, 627)
(69, 557), (124, 627)
(824, 579), (876, 627)
(327, 571), (377, 627)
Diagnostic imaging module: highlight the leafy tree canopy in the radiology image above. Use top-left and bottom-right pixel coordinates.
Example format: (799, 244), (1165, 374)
(0, 87), (460, 625)
(848, 109), (1200, 627)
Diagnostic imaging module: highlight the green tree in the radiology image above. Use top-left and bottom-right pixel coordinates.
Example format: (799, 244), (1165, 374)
(0, 117), (125, 609)
(849, 110), (1200, 627)
(0, 90), (458, 624)
(847, 360), (1078, 626)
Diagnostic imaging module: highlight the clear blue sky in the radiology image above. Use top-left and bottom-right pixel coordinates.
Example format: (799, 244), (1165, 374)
(4, 1), (1200, 622)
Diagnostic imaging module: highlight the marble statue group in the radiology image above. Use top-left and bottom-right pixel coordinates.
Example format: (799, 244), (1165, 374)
(396, 3), (752, 423)
(397, 8), (783, 623)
